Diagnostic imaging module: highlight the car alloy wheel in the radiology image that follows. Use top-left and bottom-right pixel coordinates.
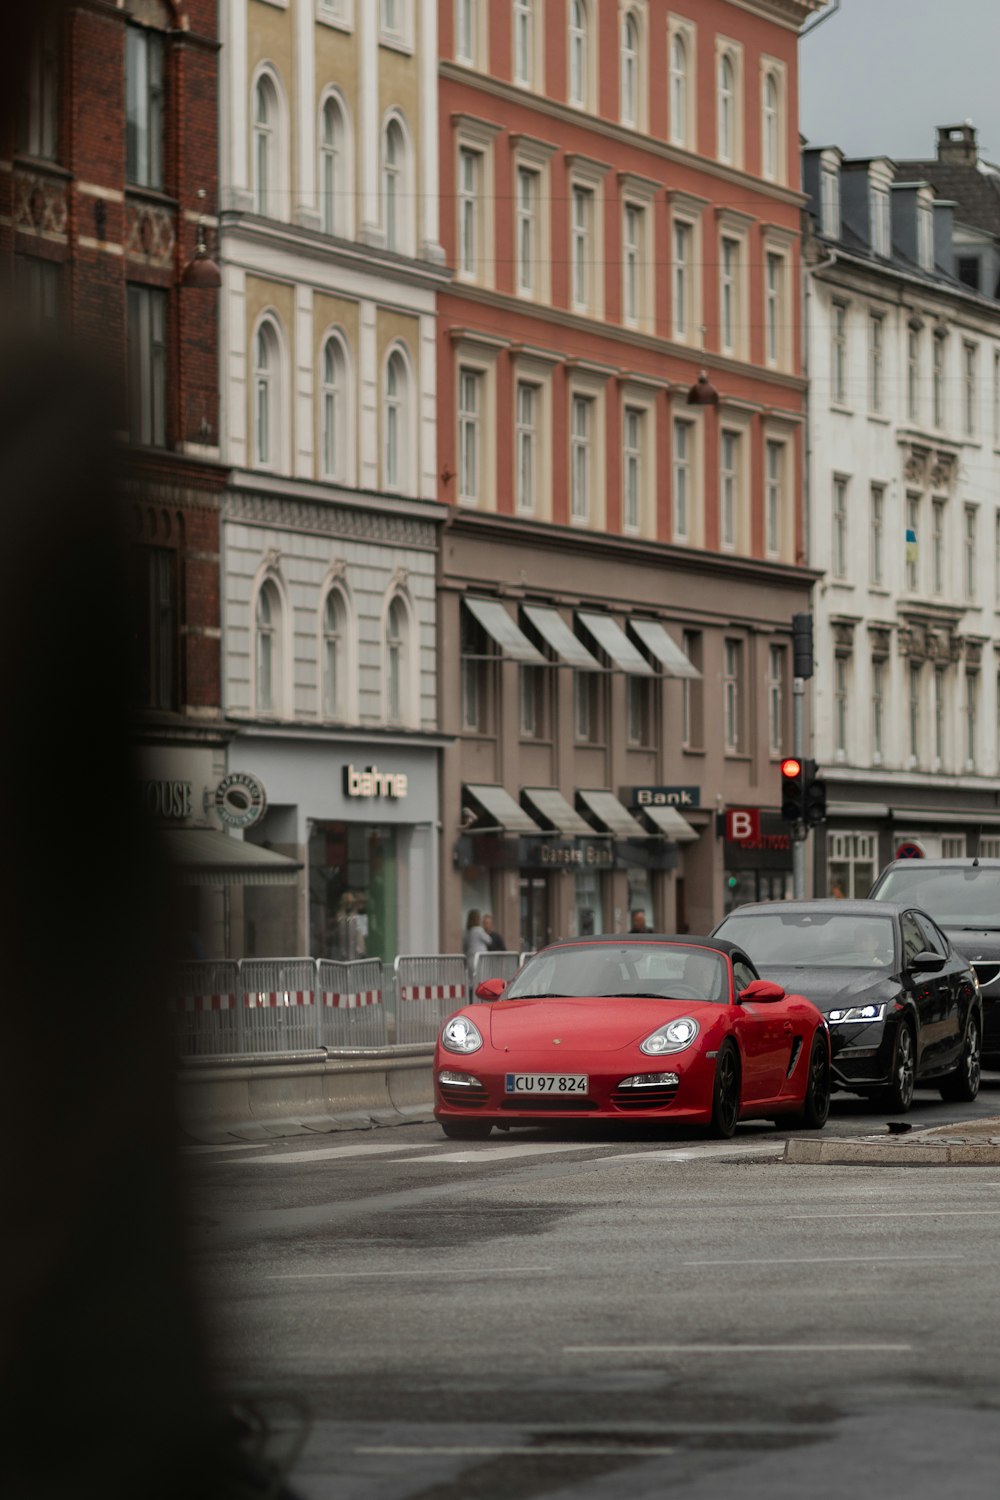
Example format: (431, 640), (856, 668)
(709, 1042), (741, 1139)
(939, 1015), (981, 1104)
(790, 1033), (831, 1130)
(882, 1022), (915, 1113)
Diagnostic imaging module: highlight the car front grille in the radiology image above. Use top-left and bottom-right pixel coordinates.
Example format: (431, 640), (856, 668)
(610, 1083), (680, 1110)
(499, 1096), (595, 1112)
(439, 1083), (489, 1107)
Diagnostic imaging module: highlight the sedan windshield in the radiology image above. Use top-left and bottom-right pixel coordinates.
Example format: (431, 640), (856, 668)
(717, 912), (895, 969)
(873, 867), (1000, 928)
(504, 944), (730, 1003)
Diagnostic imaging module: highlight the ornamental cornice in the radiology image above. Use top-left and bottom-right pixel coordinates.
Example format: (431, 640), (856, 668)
(224, 489), (437, 552)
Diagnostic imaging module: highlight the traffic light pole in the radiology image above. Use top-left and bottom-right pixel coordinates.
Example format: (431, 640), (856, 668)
(792, 675), (806, 899)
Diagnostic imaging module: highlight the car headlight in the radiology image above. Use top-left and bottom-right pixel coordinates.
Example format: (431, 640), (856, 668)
(441, 1015), (484, 1053)
(639, 1017), (699, 1055)
(828, 1002), (887, 1024)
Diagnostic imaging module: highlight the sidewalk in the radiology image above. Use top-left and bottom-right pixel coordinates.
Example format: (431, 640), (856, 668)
(785, 1114), (1000, 1166)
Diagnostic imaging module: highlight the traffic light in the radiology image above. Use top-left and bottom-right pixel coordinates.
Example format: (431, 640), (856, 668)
(792, 613), (814, 680)
(780, 757), (804, 822)
(803, 760), (827, 827)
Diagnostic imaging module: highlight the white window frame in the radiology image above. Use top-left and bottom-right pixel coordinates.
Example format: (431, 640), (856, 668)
(458, 364), (482, 506)
(908, 661), (922, 765)
(567, 155), (608, 318)
(868, 311), (884, 414)
(723, 638), (743, 753)
(934, 665), (947, 767)
(764, 436), (786, 561)
(512, 358), (552, 521)
(667, 17), (696, 150)
(382, 587), (416, 727)
(251, 65), (287, 220)
(453, 335), (498, 512)
(832, 475), (849, 579)
(621, 385), (656, 539)
(453, 115), (499, 287)
(382, 110), (414, 255)
(870, 482), (885, 585)
(570, 391), (592, 525)
(251, 312), (286, 473)
(768, 643), (785, 756)
(251, 569), (290, 719)
(318, 0), (353, 30)
(319, 89), (353, 239)
(619, 174), (656, 333)
(763, 235), (792, 370)
(719, 426), (745, 553)
(717, 213), (751, 360)
(455, 0), (484, 67)
(908, 325), (920, 421)
(906, 492), (920, 593)
(567, 373), (607, 531)
(917, 196), (934, 270)
(759, 58), (786, 184)
(931, 497), (946, 596)
(933, 330), (947, 428)
(965, 671), (979, 769)
(672, 415), (695, 544)
(834, 656), (849, 759)
(821, 163), (841, 239)
(380, 0), (413, 51)
(669, 194), (704, 343)
(715, 40), (743, 169)
(318, 576), (356, 723)
(318, 328), (354, 485)
(965, 504), (978, 601)
(620, 8), (645, 132)
(513, 0), (542, 90)
(515, 377), (538, 516)
(869, 179), (891, 257)
(831, 300), (848, 406)
(568, 0), (593, 110)
(512, 136), (555, 302)
(964, 341), (978, 437)
(871, 657), (885, 764)
(383, 342), (416, 494)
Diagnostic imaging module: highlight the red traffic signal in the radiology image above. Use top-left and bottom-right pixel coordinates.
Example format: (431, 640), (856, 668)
(780, 757), (805, 822)
(780, 757), (802, 780)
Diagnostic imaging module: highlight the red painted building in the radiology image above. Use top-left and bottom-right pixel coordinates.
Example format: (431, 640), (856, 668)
(437, 0), (823, 947)
(1, 1), (232, 938)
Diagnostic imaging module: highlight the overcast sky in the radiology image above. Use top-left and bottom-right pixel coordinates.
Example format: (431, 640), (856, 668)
(799, 0), (1000, 165)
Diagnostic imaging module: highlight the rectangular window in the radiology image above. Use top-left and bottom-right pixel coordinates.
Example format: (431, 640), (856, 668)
(127, 283), (167, 447)
(835, 657), (848, 757)
(720, 237), (738, 353)
(673, 418), (691, 542)
(458, 367), (480, 504)
(995, 510), (1000, 606)
(17, 14), (60, 161)
(821, 166), (840, 239)
(870, 483), (884, 585)
(720, 429), (739, 550)
(571, 394), (591, 521)
(575, 670), (601, 743)
(871, 658), (885, 762)
(906, 493), (920, 593)
(626, 676), (652, 747)
(514, 0), (533, 86)
(461, 611), (491, 733)
(765, 253), (783, 365)
(934, 666), (946, 763)
(14, 254), (61, 327)
(516, 166), (537, 295)
(723, 639), (742, 752)
(673, 220), (691, 339)
(832, 476), (848, 579)
(623, 406), (642, 532)
(965, 505), (978, 600)
(132, 546), (177, 710)
(869, 184), (890, 256)
(908, 327), (920, 421)
(520, 664), (546, 739)
(869, 313), (883, 413)
(765, 440), (782, 557)
(965, 671), (978, 766)
(832, 301), (847, 404)
(682, 629), (703, 748)
(933, 332), (946, 427)
(917, 202), (934, 270)
(931, 499), (946, 595)
(455, 0), (475, 63)
(623, 204), (641, 325)
(125, 26), (164, 189)
(908, 662), (922, 762)
(768, 644), (785, 755)
(964, 342), (977, 436)
(458, 147), (479, 277)
(515, 380), (536, 515)
(571, 186), (592, 310)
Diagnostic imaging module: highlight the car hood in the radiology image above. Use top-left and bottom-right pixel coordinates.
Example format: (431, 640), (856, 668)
(487, 997), (721, 1051)
(938, 928), (1000, 961)
(752, 966), (895, 1014)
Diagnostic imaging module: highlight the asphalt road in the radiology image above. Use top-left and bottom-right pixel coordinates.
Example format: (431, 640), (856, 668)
(190, 1075), (1000, 1499)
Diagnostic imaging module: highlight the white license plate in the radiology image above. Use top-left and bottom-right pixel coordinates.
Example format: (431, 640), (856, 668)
(504, 1073), (588, 1095)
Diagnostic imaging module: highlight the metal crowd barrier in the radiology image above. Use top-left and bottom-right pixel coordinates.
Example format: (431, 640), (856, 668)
(239, 957), (320, 1052)
(394, 954), (467, 1044)
(471, 950), (522, 989)
(174, 960), (242, 1055)
(317, 958), (388, 1049)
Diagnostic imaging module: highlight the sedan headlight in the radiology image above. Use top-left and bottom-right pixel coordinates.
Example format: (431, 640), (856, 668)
(828, 1002), (887, 1024)
(441, 1015), (484, 1053)
(640, 1017), (699, 1055)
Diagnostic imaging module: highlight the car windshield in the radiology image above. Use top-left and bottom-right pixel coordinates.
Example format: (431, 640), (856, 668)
(873, 867), (1000, 928)
(716, 912), (895, 969)
(503, 943), (730, 1002)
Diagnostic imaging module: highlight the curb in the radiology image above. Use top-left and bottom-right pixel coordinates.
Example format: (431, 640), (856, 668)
(784, 1135), (1000, 1167)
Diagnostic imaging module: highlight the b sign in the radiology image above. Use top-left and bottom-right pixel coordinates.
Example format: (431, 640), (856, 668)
(726, 808), (760, 843)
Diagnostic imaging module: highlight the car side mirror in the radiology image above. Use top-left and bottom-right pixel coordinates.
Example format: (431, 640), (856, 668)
(738, 979), (785, 1003)
(909, 951), (945, 974)
(475, 978), (506, 1001)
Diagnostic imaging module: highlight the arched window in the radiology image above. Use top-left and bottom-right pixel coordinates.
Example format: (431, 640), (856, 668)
(621, 12), (639, 127)
(321, 586), (348, 720)
(320, 94), (346, 236)
(253, 318), (281, 469)
(382, 115), (409, 252)
(384, 593), (410, 725)
(320, 333), (347, 482)
(255, 579), (282, 714)
(384, 347), (411, 492)
(762, 71), (778, 180)
(670, 33), (688, 146)
(718, 52), (735, 163)
(568, 1), (587, 108)
(253, 72), (278, 216)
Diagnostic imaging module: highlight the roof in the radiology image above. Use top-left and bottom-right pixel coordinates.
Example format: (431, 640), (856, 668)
(721, 899), (907, 917)
(895, 156), (1000, 238)
(879, 858), (1000, 870)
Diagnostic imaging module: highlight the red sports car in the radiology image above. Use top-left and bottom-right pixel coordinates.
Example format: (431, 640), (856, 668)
(434, 936), (830, 1139)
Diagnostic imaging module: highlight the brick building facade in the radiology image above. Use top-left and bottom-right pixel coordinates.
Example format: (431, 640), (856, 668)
(1, 1), (238, 953)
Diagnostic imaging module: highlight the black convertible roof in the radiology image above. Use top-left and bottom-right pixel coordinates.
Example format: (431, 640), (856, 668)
(538, 934), (749, 959)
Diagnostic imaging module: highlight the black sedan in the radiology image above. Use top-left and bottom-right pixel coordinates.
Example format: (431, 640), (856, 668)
(712, 900), (982, 1111)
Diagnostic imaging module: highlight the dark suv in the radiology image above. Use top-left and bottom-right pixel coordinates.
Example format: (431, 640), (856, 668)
(869, 858), (1000, 1063)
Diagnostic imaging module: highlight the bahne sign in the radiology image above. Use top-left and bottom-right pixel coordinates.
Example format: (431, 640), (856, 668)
(343, 763), (408, 800)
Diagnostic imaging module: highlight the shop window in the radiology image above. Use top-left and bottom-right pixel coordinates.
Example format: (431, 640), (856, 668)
(575, 867), (604, 937)
(309, 821), (398, 962)
(827, 831), (876, 900)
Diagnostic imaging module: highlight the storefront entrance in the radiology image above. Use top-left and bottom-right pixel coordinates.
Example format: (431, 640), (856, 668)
(308, 821), (398, 963)
(519, 873), (549, 952)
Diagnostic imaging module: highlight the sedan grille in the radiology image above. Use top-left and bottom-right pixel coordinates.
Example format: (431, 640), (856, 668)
(610, 1082), (680, 1110)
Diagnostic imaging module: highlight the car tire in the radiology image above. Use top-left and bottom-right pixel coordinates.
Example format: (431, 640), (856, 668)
(939, 1014), (982, 1104)
(709, 1042), (741, 1139)
(877, 1021), (916, 1113)
(787, 1032), (832, 1130)
(440, 1119), (493, 1140)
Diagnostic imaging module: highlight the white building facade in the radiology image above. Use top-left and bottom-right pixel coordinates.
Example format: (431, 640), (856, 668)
(803, 141), (1000, 895)
(217, 0), (450, 959)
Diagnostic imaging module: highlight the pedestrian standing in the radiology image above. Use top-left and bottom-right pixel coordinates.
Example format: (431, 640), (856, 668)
(462, 908), (491, 973)
(483, 912), (507, 951)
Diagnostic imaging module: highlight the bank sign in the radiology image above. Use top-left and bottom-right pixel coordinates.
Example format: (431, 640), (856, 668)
(629, 785), (701, 809)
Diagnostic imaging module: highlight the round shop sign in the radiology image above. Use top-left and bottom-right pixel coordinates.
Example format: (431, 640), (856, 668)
(214, 771), (267, 829)
(895, 841), (925, 860)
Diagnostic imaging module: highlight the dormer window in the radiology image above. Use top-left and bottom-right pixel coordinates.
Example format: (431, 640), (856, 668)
(820, 164), (840, 239)
(917, 199), (934, 271)
(869, 181), (890, 257)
